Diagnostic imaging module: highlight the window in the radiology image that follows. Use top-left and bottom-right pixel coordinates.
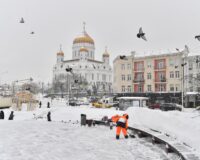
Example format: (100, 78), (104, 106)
(97, 73), (99, 80)
(121, 64), (125, 70)
(127, 85), (131, 92)
(147, 61), (151, 68)
(127, 74), (131, 81)
(175, 71), (179, 78)
(158, 61), (164, 69)
(147, 73), (151, 80)
(102, 74), (106, 81)
(122, 86), (125, 92)
(175, 84), (179, 91)
(170, 71), (174, 78)
(138, 84), (143, 93)
(147, 85), (151, 92)
(169, 58), (174, 66)
(155, 84), (166, 92)
(92, 73), (94, 80)
(170, 84), (174, 91)
(121, 75), (125, 81)
(127, 64), (131, 70)
(189, 61), (193, 70)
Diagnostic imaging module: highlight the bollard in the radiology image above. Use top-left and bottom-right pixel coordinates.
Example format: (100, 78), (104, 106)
(81, 114), (87, 126)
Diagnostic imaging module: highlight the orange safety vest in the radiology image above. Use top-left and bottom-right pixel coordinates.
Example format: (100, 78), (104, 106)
(116, 115), (128, 129)
(111, 115), (120, 123)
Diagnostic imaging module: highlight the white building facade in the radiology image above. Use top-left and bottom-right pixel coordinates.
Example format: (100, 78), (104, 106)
(53, 26), (112, 95)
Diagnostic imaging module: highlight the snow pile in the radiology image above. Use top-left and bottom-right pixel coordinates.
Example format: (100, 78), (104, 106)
(127, 107), (200, 154)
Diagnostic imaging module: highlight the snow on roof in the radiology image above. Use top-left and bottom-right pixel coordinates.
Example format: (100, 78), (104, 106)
(186, 92), (199, 95)
(188, 52), (200, 57)
(117, 97), (149, 100)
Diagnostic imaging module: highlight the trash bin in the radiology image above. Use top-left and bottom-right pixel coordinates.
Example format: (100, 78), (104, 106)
(81, 114), (86, 126)
(87, 119), (93, 127)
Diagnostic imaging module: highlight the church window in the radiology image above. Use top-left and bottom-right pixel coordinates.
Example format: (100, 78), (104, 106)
(92, 73), (94, 80)
(85, 65), (87, 68)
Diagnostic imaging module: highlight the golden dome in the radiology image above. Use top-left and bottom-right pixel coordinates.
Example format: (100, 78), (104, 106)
(103, 47), (110, 57)
(73, 32), (94, 44)
(57, 51), (64, 56)
(79, 47), (88, 52)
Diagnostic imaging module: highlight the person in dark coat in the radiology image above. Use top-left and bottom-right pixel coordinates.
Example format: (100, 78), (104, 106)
(8, 111), (14, 120)
(47, 111), (51, 121)
(1, 111), (4, 119)
(47, 102), (50, 108)
(0, 111), (2, 119)
(39, 101), (42, 108)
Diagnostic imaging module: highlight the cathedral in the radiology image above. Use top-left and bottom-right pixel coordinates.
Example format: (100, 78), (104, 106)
(52, 24), (112, 95)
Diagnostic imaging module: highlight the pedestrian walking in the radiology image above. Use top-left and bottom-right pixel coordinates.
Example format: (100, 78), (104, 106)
(39, 101), (42, 108)
(47, 111), (51, 121)
(8, 111), (14, 120)
(47, 102), (50, 108)
(1, 110), (4, 119)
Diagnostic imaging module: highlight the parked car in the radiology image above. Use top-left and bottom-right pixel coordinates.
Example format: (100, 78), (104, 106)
(69, 100), (80, 106)
(149, 103), (160, 109)
(160, 103), (182, 111)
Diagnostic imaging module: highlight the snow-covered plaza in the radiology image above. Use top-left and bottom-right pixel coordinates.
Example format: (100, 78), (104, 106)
(0, 98), (200, 160)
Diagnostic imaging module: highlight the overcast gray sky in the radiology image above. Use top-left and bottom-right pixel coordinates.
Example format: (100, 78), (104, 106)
(0, 0), (200, 84)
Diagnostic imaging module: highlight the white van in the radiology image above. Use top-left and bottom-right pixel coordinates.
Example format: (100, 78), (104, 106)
(117, 97), (149, 110)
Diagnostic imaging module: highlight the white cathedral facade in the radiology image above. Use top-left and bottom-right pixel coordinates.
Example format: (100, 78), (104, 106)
(52, 25), (112, 95)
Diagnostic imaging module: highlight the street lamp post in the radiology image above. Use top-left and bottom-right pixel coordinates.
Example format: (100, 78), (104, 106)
(175, 63), (187, 110)
(181, 63), (187, 109)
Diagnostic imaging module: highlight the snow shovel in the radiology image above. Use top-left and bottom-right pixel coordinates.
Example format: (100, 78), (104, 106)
(127, 131), (136, 138)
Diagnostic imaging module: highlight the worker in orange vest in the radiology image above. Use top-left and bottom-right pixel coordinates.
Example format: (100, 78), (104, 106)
(115, 114), (129, 139)
(111, 114), (120, 123)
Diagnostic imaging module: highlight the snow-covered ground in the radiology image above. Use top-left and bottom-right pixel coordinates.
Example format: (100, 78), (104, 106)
(0, 97), (200, 159)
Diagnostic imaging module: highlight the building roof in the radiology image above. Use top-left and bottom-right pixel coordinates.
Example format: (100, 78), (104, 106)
(88, 59), (104, 64)
(63, 59), (80, 63)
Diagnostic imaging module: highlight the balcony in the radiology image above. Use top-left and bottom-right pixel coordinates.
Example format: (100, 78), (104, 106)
(134, 68), (145, 72)
(154, 78), (167, 83)
(154, 66), (166, 70)
(133, 79), (145, 83)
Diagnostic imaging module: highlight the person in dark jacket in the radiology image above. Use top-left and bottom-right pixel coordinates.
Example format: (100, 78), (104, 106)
(0, 111), (3, 119)
(47, 102), (50, 108)
(47, 111), (51, 121)
(1, 110), (4, 119)
(39, 101), (42, 108)
(8, 111), (14, 120)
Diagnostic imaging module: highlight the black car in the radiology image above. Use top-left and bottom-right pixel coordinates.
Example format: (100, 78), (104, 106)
(69, 100), (80, 106)
(160, 103), (182, 111)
